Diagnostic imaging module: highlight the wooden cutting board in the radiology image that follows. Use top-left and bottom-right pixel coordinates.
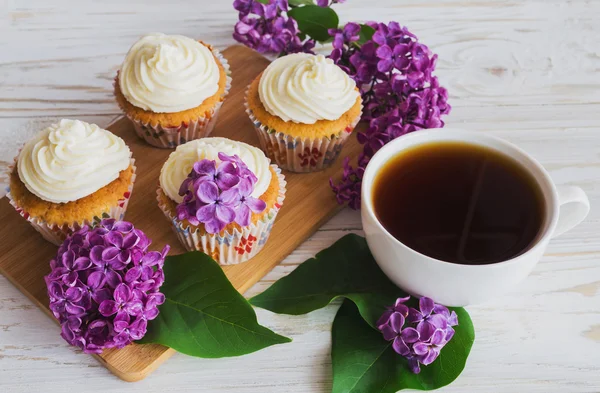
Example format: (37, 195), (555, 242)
(0, 45), (363, 382)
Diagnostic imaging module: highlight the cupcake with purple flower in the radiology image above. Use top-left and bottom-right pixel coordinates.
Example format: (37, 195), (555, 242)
(245, 53), (362, 172)
(45, 219), (169, 354)
(157, 137), (286, 265)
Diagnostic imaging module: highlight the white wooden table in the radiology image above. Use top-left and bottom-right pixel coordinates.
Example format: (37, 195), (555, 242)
(1, 1), (599, 392)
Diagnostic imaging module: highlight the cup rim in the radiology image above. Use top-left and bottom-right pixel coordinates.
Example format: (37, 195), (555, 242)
(361, 128), (559, 269)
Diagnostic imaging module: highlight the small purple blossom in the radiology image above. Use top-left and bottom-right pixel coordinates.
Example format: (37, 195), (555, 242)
(233, 0), (315, 55)
(377, 296), (458, 374)
(177, 154), (267, 234)
(45, 219), (169, 354)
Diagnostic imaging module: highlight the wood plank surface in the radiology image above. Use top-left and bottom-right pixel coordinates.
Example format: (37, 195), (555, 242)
(1, 1), (600, 392)
(0, 45), (363, 382)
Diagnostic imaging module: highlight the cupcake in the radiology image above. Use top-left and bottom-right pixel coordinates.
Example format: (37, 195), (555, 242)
(157, 137), (286, 265)
(6, 119), (136, 245)
(245, 53), (362, 172)
(114, 33), (232, 148)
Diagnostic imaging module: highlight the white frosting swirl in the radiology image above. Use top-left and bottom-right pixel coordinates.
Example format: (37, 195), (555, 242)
(160, 137), (272, 204)
(258, 53), (359, 124)
(119, 33), (220, 113)
(17, 119), (131, 204)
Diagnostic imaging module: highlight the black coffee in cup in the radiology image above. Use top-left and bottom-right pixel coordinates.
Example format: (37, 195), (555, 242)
(372, 142), (545, 265)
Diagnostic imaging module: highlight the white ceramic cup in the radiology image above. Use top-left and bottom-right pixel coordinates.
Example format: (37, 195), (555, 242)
(361, 128), (590, 307)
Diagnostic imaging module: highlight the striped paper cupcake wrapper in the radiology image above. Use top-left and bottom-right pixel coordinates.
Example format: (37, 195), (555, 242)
(122, 47), (232, 149)
(5, 159), (137, 246)
(157, 165), (286, 265)
(244, 89), (362, 173)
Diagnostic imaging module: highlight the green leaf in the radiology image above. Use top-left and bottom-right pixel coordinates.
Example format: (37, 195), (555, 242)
(358, 24), (375, 45)
(140, 252), (291, 357)
(288, 0), (314, 6)
(255, 0), (269, 4)
(250, 234), (400, 328)
(288, 5), (339, 42)
(332, 300), (475, 392)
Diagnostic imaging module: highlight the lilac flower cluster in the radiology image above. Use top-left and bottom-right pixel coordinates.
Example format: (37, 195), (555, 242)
(233, 0), (315, 55)
(45, 219), (169, 354)
(329, 22), (451, 209)
(177, 153), (267, 234)
(377, 296), (458, 373)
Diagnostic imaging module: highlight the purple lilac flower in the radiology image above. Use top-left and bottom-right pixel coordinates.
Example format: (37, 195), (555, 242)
(177, 154), (267, 234)
(231, 178), (267, 227)
(233, 0), (315, 55)
(329, 22), (451, 209)
(377, 296), (459, 374)
(45, 219), (169, 354)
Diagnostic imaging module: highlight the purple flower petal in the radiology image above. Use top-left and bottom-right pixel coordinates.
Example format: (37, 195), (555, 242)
(196, 203), (217, 223)
(408, 357), (421, 374)
(102, 247), (120, 261)
(73, 256), (91, 271)
(62, 271), (79, 287)
(65, 287), (84, 302)
(141, 251), (161, 267)
(429, 328), (447, 346)
(380, 324), (397, 341)
(234, 204), (252, 227)
(99, 300), (118, 316)
(376, 45), (392, 60)
(122, 232), (140, 249)
(112, 221), (133, 233)
(376, 310), (393, 329)
(93, 289), (112, 304)
(407, 308), (423, 324)
(401, 327), (420, 343)
(65, 302), (86, 316)
(196, 181), (219, 204)
(390, 312), (405, 333)
(125, 266), (142, 283)
(428, 313), (449, 330)
(125, 300), (144, 316)
(90, 246), (104, 265)
(419, 297), (435, 317)
(413, 342), (429, 356)
(193, 159), (216, 176)
(417, 320), (436, 342)
(114, 284), (131, 303)
(444, 326), (455, 342)
(392, 336), (411, 356)
(220, 187), (240, 206)
(215, 205), (236, 224)
(448, 311), (458, 326)
(106, 269), (123, 288)
(204, 218), (225, 234)
(48, 282), (64, 299)
(246, 196), (267, 213)
(419, 349), (440, 366)
(106, 231), (123, 248)
(377, 59), (393, 73)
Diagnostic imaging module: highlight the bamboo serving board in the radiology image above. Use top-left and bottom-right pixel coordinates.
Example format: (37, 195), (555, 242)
(0, 45), (363, 382)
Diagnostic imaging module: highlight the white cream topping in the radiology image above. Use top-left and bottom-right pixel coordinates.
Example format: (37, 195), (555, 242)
(119, 32), (220, 113)
(258, 53), (359, 124)
(160, 137), (272, 203)
(17, 119), (131, 204)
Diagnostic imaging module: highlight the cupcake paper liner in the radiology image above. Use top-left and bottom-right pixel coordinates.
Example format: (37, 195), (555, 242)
(122, 47), (232, 149)
(5, 159), (137, 246)
(245, 89), (362, 173)
(157, 165), (287, 265)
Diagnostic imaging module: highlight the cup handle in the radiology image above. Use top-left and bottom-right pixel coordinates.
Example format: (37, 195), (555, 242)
(552, 185), (590, 238)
